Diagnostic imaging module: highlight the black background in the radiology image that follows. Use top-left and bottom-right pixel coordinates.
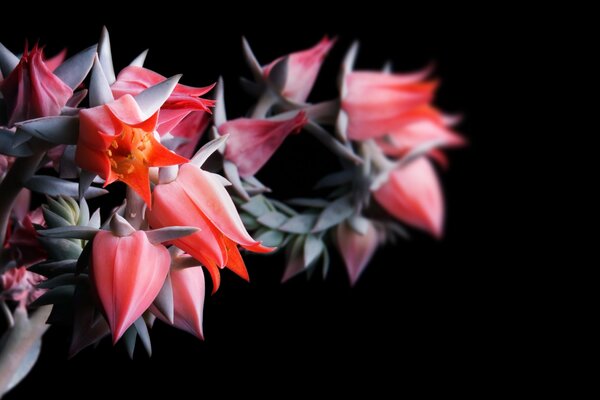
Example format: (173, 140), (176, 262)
(1, 5), (507, 397)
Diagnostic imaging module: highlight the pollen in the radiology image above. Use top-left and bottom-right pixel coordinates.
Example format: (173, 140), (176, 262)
(105, 125), (154, 176)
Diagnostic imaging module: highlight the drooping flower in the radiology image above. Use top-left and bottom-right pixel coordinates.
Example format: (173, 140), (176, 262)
(75, 94), (188, 206)
(0, 267), (45, 306)
(152, 252), (206, 339)
(91, 228), (170, 342)
(219, 111), (307, 177)
(111, 66), (215, 135)
(0, 44), (73, 126)
(336, 221), (379, 285)
(341, 69), (438, 141)
(263, 36), (335, 103)
(373, 157), (444, 238)
(147, 163), (272, 292)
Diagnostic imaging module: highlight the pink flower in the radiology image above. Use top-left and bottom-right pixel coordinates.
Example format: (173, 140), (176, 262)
(0, 44), (72, 126)
(147, 163), (272, 292)
(154, 263), (206, 339)
(168, 111), (211, 158)
(375, 110), (465, 158)
(336, 221), (379, 285)
(341, 70), (438, 141)
(111, 66), (215, 135)
(263, 37), (335, 103)
(91, 229), (170, 343)
(220, 111), (307, 177)
(75, 94), (188, 207)
(8, 207), (46, 268)
(0, 266), (45, 306)
(374, 157), (444, 238)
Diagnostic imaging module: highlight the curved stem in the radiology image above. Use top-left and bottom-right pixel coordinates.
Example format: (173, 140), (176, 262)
(0, 141), (45, 246)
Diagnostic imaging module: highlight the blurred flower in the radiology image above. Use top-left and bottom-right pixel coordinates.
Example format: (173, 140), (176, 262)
(75, 94), (188, 206)
(219, 111), (307, 177)
(0, 267), (45, 306)
(111, 66), (214, 135)
(148, 163), (273, 292)
(168, 111), (211, 158)
(263, 36), (335, 103)
(91, 229), (170, 342)
(341, 70), (437, 141)
(374, 157), (444, 238)
(0, 44), (72, 126)
(336, 221), (379, 285)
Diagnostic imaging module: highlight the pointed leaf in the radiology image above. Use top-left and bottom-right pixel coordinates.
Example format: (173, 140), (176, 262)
(130, 49), (149, 67)
(29, 260), (77, 277)
(282, 235), (306, 282)
(269, 199), (296, 216)
(79, 170), (97, 200)
(241, 37), (263, 81)
(17, 116), (79, 145)
(133, 318), (152, 357)
(257, 211), (288, 229)
(303, 235), (324, 267)
(26, 176), (108, 199)
(214, 76), (227, 126)
(278, 214), (318, 234)
(145, 226), (199, 244)
(88, 209), (101, 229)
(78, 198), (90, 226)
(312, 195), (355, 233)
(30, 285), (76, 307)
(89, 55), (114, 107)
(240, 213), (259, 230)
(0, 42), (18, 77)
(190, 135), (229, 168)
(37, 273), (77, 289)
(255, 229), (285, 248)
(0, 129), (32, 157)
(305, 122), (362, 164)
(314, 170), (353, 189)
(122, 326), (137, 359)
(287, 198), (329, 208)
(223, 160), (250, 201)
(38, 226), (99, 240)
(134, 75), (182, 118)
(98, 26), (116, 84)
(348, 215), (370, 235)
(54, 45), (96, 89)
(241, 195), (271, 217)
(152, 273), (174, 324)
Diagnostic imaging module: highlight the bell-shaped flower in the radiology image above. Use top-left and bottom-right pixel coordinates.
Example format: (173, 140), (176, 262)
(152, 249), (206, 339)
(111, 66), (215, 135)
(336, 221), (379, 285)
(147, 162), (272, 292)
(91, 218), (171, 343)
(220, 111), (307, 177)
(75, 94), (188, 207)
(262, 36), (335, 103)
(0, 44), (72, 126)
(373, 157), (444, 238)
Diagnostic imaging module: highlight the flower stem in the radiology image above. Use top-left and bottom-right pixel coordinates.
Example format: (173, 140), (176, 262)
(0, 141), (45, 246)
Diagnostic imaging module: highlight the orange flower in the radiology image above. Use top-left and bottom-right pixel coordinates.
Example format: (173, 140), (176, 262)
(75, 94), (188, 207)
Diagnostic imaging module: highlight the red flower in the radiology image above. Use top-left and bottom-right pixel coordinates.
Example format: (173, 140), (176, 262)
(220, 112), (307, 177)
(75, 94), (188, 207)
(0, 44), (72, 126)
(147, 163), (272, 292)
(0, 266), (45, 306)
(111, 66), (214, 135)
(91, 229), (170, 342)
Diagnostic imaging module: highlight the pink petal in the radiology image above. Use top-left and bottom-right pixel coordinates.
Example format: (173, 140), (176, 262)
(169, 266), (205, 339)
(221, 112), (307, 177)
(168, 110), (211, 158)
(336, 221), (379, 285)
(44, 48), (67, 72)
(374, 157), (444, 238)
(91, 230), (170, 343)
(263, 36), (335, 103)
(176, 163), (262, 248)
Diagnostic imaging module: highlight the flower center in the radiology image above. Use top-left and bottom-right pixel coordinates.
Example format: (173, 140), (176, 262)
(106, 125), (153, 178)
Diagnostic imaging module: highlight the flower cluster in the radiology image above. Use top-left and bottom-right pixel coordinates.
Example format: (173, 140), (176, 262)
(0, 29), (463, 394)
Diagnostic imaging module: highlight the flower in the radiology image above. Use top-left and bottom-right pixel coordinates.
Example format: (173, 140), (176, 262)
(91, 229), (170, 342)
(336, 221), (379, 285)
(263, 37), (335, 103)
(220, 111), (307, 177)
(0, 44), (73, 126)
(0, 267), (45, 306)
(111, 66), (215, 135)
(341, 70), (438, 141)
(75, 94), (188, 207)
(147, 163), (273, 292)
(373, 157), (444, 238)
